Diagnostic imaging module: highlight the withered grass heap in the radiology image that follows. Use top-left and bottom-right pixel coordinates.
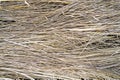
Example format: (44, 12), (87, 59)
(0, 0), (120, 80)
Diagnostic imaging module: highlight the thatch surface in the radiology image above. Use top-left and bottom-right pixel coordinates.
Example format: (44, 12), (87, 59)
(0, 0), (120, 80)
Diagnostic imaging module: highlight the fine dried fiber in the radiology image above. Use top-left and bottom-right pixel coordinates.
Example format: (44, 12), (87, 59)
(0, 0), (120, 80)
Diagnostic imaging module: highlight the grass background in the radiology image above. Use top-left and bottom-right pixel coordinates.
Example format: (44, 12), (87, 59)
(0, 0), (120, 80)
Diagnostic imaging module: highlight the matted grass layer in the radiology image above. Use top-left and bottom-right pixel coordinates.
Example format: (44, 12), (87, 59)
(0, 0), (120, 80)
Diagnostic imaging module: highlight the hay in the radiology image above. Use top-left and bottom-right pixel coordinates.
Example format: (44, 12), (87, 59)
(0, 0), (120, 80)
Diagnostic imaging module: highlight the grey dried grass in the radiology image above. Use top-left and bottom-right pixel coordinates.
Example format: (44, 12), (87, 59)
(0, 0), (120, 80)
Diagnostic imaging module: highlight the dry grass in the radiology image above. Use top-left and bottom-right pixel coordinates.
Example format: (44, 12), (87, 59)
(0, 0), (120, 80)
